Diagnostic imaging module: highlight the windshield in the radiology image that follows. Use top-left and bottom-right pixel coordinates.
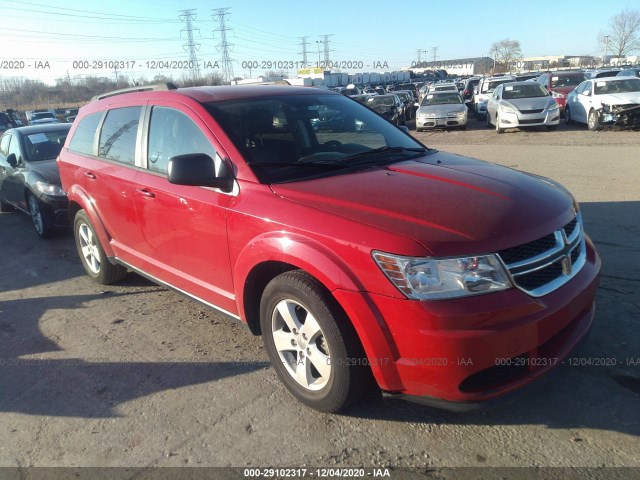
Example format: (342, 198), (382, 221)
(25, 129), (69, 161)
(550, 74), (585, 88)
(421, 93), (462, 105)
(502, 84), (549, 99)
(594, 78), (640, 95)
(32, 112), (55, 120)
(206, 93), (427, 184)
(368, 96), (394, 107)
(481, 78), (513, 93)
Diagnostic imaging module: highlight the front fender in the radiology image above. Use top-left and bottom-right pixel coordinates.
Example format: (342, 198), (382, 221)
(66, 184), (114, 257)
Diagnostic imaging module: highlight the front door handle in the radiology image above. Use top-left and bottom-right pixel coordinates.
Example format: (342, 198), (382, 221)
(83, 171), (96, 179)
(136, 188), (155, 198)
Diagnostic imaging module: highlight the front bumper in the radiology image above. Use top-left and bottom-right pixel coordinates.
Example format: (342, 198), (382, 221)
(333, 237), (601, 407)
(416, 113), (467, 129)
(497, 108), (560, 129)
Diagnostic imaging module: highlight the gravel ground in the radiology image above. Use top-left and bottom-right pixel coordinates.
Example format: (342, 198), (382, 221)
(0, 118), (638, 479)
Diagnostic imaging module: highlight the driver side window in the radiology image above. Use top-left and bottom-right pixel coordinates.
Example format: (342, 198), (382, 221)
(147, 107), (217, 174)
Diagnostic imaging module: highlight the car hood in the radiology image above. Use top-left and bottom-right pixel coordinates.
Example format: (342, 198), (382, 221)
(598, 92), (640, 105)
(369, 104), (394, 113)
(28, 159), (61, 184)
(417, 104), (466, 115)
(506, 96), (554, 110)
(270, 152), (575, 256)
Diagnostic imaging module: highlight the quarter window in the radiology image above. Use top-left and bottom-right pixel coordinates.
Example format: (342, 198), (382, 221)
(99, 107), (141, 165)
(147, 107), (216, 174)
(0, 133), (11, 157)
(68, 112), (102, 155)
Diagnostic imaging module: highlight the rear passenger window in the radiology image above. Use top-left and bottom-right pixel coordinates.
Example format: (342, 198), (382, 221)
(99, 107), (141, 165)
(147, 107), (216, 174)
(68, 112), (102, 155)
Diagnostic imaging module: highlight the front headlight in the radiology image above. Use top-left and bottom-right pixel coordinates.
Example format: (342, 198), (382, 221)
(500, 104), (516, 114)
(372, 252), (512, 300)
(35, 181), (65, 196)
(448, 111), (466, 116)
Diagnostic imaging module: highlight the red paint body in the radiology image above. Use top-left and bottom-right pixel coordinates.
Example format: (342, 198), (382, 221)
(58, 86), (601, 407)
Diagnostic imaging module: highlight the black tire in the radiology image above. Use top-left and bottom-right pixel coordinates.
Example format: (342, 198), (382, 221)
(27, 193), (54, 239)
(485, 111), (492, 128)
(495, 113), (504, 134)
(588, 109), (601, 131)
(74, 210), (127, 284)
(459, 125), (467, 131)
(565, 106), (573, 125)
(546, 125), (557, 131)
(260, 270), (372, 412)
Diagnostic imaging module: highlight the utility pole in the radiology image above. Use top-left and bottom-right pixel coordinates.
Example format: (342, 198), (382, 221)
(299, 36), (310, 68)
(179, 9), (201, 85)
(212, 8), (234, 83)
(603, 35), (610, 66)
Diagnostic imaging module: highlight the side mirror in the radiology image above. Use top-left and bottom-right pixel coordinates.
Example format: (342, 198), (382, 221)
(6, 153), (17, 168)
(167, 153), (234, 193)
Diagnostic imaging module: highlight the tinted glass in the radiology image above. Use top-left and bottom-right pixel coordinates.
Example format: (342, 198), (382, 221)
(99, 107), (141, 164)
(147, 107), (217, 174)
(69, 112), (102, 155)
(550, 74), (585, 88)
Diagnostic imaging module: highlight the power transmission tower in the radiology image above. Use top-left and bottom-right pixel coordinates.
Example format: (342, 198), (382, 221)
(179, 9), (201, 84)
(431, 46), (439, 65)
(212, 8), (234, 83)
(299, 36), (310, 68)
(320, 34), (333, 67)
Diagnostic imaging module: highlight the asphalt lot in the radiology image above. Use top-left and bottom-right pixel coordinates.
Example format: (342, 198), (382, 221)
(0, 118), (639, 477)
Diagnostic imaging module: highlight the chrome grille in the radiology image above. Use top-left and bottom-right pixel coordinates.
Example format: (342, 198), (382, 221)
(497, 213), (586, 297)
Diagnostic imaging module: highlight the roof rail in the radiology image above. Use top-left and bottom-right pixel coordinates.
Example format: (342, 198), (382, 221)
(91, 82), (178, 102)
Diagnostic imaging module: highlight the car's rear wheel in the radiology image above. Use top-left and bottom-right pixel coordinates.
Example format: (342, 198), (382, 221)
(588, 109), (600, 131)
(28, 193), (54, 239)
(74, 210), (127, 284)
(260, 271), (372, 412)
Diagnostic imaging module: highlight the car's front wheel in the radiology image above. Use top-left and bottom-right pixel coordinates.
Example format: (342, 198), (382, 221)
(565, 106), (573, 125)
(28, 193), (54, 239)
(74, 210), (127, 284)
(260, 271), (372, 412)
(588, 109), (601, 131)
(495, 114), (504, 134)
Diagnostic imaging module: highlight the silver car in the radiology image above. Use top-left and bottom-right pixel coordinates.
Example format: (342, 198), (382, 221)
(415, 91), (468, 131)
(486, 81), (560, 133)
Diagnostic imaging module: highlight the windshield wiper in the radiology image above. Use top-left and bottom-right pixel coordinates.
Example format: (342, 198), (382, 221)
(247, 160), (346, 169)
(342, 146), (427, 164)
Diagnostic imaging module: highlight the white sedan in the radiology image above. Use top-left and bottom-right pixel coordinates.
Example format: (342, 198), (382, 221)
(486, 81), (560, 133)
(565, 77), (640, 130)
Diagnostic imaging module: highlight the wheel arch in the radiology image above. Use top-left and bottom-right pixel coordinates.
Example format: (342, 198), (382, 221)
(66, 185), (115, 258)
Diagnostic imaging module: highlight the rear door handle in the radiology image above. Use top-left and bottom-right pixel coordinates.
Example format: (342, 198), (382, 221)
(136, 188), (155, 198)
(83, 171), (96, 179)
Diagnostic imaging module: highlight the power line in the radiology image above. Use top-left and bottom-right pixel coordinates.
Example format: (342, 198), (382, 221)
(320, 34), (333, 66)
(212, 8), (234, 83)
(179, 9), (201, 83)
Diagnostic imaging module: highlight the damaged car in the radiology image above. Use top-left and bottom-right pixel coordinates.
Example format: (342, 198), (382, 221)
(565, 77), (640, 130)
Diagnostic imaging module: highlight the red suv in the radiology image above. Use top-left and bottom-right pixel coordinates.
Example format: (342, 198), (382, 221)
(58, 84), (601, 412)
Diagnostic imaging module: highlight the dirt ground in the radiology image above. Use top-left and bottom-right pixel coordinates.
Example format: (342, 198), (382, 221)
(0, 117), (639, 478)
